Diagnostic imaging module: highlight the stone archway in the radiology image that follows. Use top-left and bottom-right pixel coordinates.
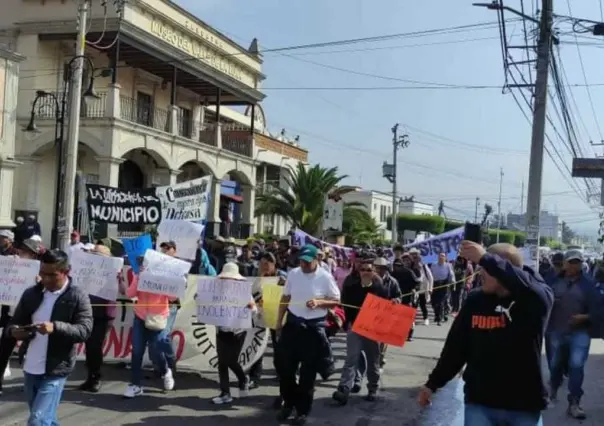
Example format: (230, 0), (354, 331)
(177, 161), (213, 184)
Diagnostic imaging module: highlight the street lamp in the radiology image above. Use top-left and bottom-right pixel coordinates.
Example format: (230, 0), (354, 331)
(23, 55), (108, 247)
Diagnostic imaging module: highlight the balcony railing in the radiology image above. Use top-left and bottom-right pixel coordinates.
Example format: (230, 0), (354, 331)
(120, 96), (170, 133)
(222, 129), (253, 157)
(35, 91), (107, 119)
(199, 122), (218, 147)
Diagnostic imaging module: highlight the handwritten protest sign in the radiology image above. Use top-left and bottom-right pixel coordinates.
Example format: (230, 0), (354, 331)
(122, 234), (152, 273)
(352, 294), (417, 347)
(137, 271), (185, 298)
(0, 257), (40, 305)
(195, 277), (253, 329)
(157, 220), (204, 260)
(143, 249), (191, 279)
(260, 282), (283, 329)
(70, 251), (124, 301)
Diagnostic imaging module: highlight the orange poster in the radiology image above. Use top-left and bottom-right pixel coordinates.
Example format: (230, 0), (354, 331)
(352, 294), (417, 347)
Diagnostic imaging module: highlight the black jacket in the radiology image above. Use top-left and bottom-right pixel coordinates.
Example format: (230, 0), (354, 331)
(10, 279), (93, 377)
(341, 273), (389, 328)
(426, 254), (553, 412)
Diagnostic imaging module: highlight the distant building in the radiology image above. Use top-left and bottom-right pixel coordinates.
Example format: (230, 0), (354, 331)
(506, 210), (560, 240)
(341, 190), (393, 240)
(399, 198), (434, 216)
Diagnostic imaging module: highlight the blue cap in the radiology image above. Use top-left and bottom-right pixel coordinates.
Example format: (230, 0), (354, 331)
(299, 244), (319, 262)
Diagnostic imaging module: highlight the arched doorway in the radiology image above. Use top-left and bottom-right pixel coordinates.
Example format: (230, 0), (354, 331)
(177, 161), (211, 184)
(117, 148), (169, 235)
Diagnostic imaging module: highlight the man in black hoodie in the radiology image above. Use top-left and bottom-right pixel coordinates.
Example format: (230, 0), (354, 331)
(418, 241), (553, 425)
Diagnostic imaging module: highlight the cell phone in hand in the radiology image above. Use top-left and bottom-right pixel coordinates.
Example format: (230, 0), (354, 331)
(464, 222), (483, 244)
(20, 325), (38, 332)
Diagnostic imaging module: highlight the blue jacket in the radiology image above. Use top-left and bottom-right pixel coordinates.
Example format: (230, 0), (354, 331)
(550, 272), (604, 338)
(201, 249), (217, 276)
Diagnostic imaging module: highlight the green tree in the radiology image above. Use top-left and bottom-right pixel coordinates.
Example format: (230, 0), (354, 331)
(342, 207), (382, 245)
(483, 229), (516, 246)
(255, 162), (361, 236)
(443, 219), (464, 232)
(514, 232), (526, 247)
(561, 221), (575, 244)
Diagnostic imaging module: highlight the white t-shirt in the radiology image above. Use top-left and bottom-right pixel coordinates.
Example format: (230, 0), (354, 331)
(283, 267), (340, 320)
(23, 283), (69, 375)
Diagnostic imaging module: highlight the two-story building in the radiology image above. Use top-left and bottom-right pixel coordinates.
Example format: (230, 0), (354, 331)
(341, 190), (394, 241)
(0, 46), (24, 229)
(0, 0), (306, 243)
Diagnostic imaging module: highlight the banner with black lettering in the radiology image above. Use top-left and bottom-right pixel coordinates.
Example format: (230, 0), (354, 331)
(86, 184), (161, 225)
(156, 176), (211, 221)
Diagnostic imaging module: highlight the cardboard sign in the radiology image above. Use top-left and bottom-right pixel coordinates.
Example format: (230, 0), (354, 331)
(122, 234), (153, 273)
(195, 277), (253, 329)
(352, 294), (417, 347)
(70, 251), (124, 301)
(0, 257), (40, 305)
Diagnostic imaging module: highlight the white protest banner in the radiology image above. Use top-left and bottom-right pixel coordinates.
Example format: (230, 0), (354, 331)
(403, 227), (464, 264)
(73, 274), (269, 373)
(0, 257), (40, 305)
(196, 277), (253, 329)
(157, 220), (204, 260)
(137, 271), (186, 299)
(143, 249), (191, 279)
(70, 251), (124, 301)
(156, 176), (211, 222)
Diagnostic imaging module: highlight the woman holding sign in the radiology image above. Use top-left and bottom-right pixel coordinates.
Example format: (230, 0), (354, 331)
(123, 260), (178, 399)
(211, 262), (257, 405)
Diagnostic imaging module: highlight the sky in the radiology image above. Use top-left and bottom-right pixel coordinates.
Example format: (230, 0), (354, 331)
(176, 0), (604, 237)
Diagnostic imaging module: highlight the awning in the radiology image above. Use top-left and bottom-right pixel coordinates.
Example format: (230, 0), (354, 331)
(221, 193), (243, 203)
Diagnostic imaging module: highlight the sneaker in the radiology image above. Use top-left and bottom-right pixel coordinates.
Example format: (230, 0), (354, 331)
(276, 406), (294, 421)
(567, 403), (586, 420)
(351, 384), (362, 394)
(79, 379), (101, 393)
(332, 389), (349, 406)
(248, 380), (259, 390)
(212, 393), (233, 405)
(365, 390), (377, 402)
(3, 366), (10, 379)
(162, 368), (175, 391)
(123, 384), (143, 398)
(424, 319), (430, 326)
(292, 414), (308, 425)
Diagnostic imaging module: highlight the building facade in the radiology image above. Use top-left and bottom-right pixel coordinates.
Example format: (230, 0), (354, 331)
(0, 0), (306, 242)
(399, 199), (434, 216)
(341, 190), (393, 241)
(0, 46), (24, 229)
(506, 210), (561, 240)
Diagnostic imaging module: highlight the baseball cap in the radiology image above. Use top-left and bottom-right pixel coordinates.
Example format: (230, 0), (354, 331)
(160, 240), (177, 250)
(298, 244), (318, 262)
(19, 238), (42, 256)
(374, 257), (389, 267)
(551, 252), (564, 264)
(90, 245), (111, 257)
(564, 249), (584, 262)
(0, 230), (14, 240)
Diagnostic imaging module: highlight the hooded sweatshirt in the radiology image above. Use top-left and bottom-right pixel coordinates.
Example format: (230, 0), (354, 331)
(425, 253), (554, 412)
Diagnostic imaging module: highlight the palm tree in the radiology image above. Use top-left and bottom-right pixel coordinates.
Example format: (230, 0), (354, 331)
(255, 162), (361, 236)
(342, 207), (382, 244)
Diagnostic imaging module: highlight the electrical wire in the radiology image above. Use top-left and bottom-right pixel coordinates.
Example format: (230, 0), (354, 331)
(565, 0), (604, 143)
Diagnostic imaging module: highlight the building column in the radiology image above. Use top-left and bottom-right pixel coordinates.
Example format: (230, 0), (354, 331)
(168, 105), (179, 135)
(14, 155), (42, 212)
(106, 83), (121, 119)
(206, 178), (221, 238)
(240, 184), (255, 239)
(152, 168), (181, 186)
(214, 122), (223, 149)
(191, 104), (202, 142)
(0, 158), (21, 228)
(256, 165), (266, 233)
(96, 156), (124, 238)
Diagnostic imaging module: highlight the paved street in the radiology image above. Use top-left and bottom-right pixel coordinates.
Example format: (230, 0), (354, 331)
(0, 323), (450, 426)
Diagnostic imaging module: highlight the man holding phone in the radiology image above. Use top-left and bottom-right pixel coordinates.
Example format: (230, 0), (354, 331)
(9, 249), (92, 425)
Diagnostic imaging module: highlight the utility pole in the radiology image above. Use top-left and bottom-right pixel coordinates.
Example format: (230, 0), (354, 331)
(60, 0), (89, 250)
(382, 124), (409, 244)
(474, 197), (480, 222)
(496, 168), (504, 243)
(520, 180), (524, 214)
(524, 0), (553, 264)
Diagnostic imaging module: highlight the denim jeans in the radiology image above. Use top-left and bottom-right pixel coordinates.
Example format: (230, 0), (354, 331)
(24, 373), (67, 426)
(547, 330), (591, 402)
(131, 316), (168, 386)
(155, 305), (178, 370)
(465, 404), (543, 425)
